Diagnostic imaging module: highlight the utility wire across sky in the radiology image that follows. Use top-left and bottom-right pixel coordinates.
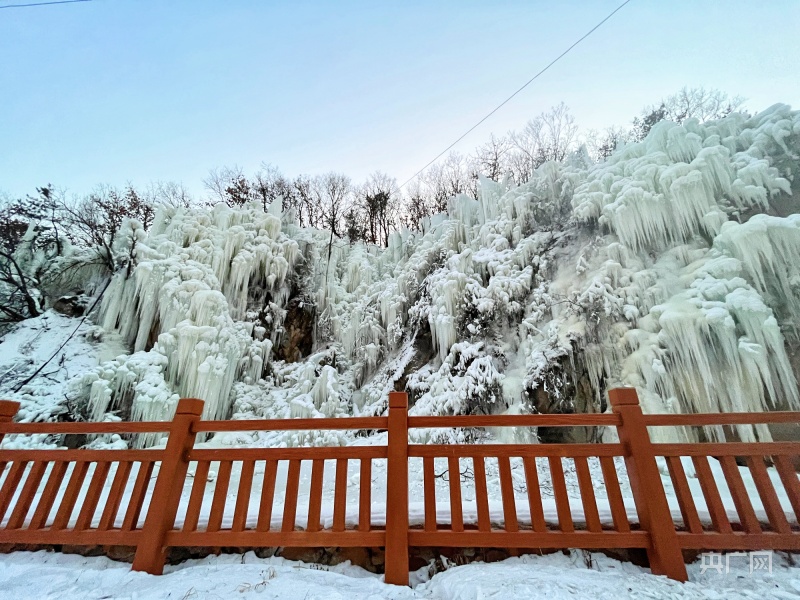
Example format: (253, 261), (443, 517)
(0, 0), (92, 10)
(398, 0), (633, 190)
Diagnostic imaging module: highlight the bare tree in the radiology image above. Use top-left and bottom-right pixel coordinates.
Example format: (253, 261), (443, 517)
(0, 186), (64, 326)
(312, 172), (352, 238)
(509, 103), (578, 182)
(541, 102), (579, 162)
(60, 184), (154, 271)
(423, 152), (473, 213)
(583, 126), (632, 161)
(422, 162), (450, 214)
(250, 163), (300, 213)
(204, 165), (254, 206)
(358, 171), (400, 246)
(663, 86), (745, 123)
(400, 180), (434, 234)
(441, 152), (473, 198)
(509, 117), (546, 183)
(307, 172), (354, 288)
(344, 207), (366, 242)
(471, 134), (512, 180)
(204, 166), (235, 204)
(144, 181), (194, 209)
(633, 87), (746, 141)
(292, 174), (318, 229)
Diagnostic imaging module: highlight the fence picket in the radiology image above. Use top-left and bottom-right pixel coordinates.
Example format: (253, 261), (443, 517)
(599, 456), (629, 533)
(307, 459), (324, 533)
(29, 461), (67, 529)
(183, 461), (210, 532)
(122, 461), (154, 531)
(574, 456), (601, 533)
(498, 456), (518, 533)
(207, 460), (232, 532)
(6, 461), (47, 529)
(746, 456), (791, 534)
(473, 455), (491, 532)
(423, 456), (436, 532)
(692, 456), (733, 534)
(233, 460), (255, 532)
(99, 461), (132, 531)
(447, 456), (464, 532)
(774, 455), (800, 524)
(256, 460), (278, 532)
(358, 459), (372, 532)
(75, 461), (111, 531)
(51, 461), (89, 530)
(281, 459), (301, 532)
(333, 458), (348, 532)
(548, 456), (573, 533)
(0, 461), (27, 523)
(664, 456), (702, 534)
(718, 455), (760, 534)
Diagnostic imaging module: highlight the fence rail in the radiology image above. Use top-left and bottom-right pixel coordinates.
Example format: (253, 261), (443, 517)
(1, 388), (800, 585)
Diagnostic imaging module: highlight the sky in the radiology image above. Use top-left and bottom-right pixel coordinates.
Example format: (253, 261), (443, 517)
(1, 0), (799, 200)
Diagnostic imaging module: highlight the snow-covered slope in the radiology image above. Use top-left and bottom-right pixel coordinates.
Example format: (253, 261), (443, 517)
(2, 104), (799, 447)
(0, 312), (99, 424)
(2, 548), (800, 600)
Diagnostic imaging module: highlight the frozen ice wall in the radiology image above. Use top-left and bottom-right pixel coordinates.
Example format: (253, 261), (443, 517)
(76, 204), (300, 438)
(568, 105), (800, 440)
(75, 104), (800, 446)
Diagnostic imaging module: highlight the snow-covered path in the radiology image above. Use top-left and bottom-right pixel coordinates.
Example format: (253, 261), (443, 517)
(1, 549), (799, 600)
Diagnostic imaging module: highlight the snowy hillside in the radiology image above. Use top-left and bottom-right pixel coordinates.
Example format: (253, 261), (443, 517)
(2, 104), (800, 447)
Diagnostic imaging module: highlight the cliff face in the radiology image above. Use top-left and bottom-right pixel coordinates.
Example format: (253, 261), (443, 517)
(30, 104), (799, 447)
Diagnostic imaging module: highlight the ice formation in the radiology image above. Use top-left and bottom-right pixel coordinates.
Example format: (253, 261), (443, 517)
(78, 204), (300, 433)
(64, 103), (800, 446)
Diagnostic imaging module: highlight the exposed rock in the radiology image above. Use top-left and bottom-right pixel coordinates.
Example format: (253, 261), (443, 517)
(484, 549), (511, 563)
(329, 546), (370, 568)
(530, 350), (602, 444)
(276, 546), (325, 563)
(106, 545), (136, 562)
(397, 329), (436, 400)
(52, 296), (88, 318)
(369, 547), (385, 567)
(60, 434), (88, 449)
(273, 296), (315, 363)
(61, 544), (105, 557)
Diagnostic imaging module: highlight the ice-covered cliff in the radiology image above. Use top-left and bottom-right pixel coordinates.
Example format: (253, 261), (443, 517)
(58, 104), (800, 446)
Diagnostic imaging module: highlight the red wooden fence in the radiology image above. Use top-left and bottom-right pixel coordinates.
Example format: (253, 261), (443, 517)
(1, 388), (800, 585)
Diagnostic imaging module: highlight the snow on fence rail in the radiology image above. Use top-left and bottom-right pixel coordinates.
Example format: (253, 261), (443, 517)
(1, 389), (800, 585)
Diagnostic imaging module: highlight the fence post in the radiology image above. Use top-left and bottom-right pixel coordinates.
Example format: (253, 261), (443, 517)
(384, 391), (409, 586)
(609, 388), (687, 581)
(132, 398), (204, 574)
(0, 401), (20, 446)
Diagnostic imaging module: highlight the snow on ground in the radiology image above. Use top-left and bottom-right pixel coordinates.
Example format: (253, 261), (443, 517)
(1, 549), (799, 600)
(0, 311), (102, 426)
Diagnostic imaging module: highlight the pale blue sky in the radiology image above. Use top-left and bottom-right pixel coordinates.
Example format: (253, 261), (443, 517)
(1, 0), (799, 199)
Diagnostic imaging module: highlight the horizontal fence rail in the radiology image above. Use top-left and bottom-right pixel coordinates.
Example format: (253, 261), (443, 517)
(1, 389), (800, 585)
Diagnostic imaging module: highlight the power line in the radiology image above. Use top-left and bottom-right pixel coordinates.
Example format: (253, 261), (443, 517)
(0, 0), (92, 9)
(399, 0), (633, 189)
